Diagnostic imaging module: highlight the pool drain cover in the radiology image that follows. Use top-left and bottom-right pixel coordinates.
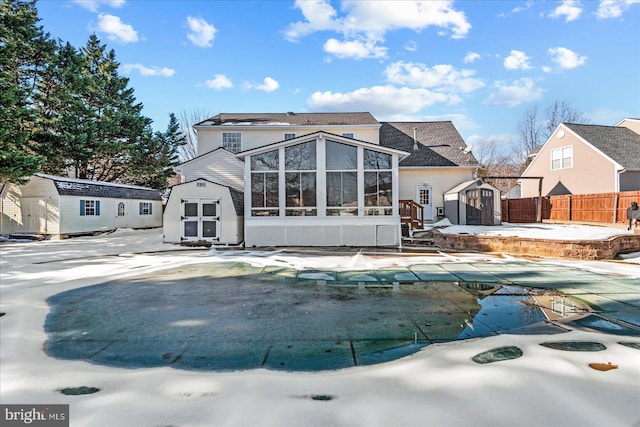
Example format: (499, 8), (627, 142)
(472, 346), (523, 364)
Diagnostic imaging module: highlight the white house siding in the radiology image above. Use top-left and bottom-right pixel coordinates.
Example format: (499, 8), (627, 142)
(196, 126), (380, 156)
(521, 125), (619, 197)
(57, 196), (162, 235)
(1, 177), (61, 235)
(398, 167), (476, 215)
(163, 180), (243, 245)
(177, 149), (244, 189)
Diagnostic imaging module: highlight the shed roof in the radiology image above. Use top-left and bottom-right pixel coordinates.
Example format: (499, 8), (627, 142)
(564, 123), (640, 169)
(35, 174), (162, 200)
(379, 122), (478, 167)
(196, 112), (379, 127)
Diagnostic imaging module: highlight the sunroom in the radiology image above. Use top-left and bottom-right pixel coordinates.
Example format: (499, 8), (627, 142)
(237, 132), (409, 247)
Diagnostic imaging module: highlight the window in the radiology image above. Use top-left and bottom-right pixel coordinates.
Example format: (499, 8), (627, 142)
(117, 202), (125, 216)
(222, 132), (242, 153)
(250, 150), (279, 216)
(364, 149), (392, 216)
(139, 202), (153, 215)
(284, 133), (296, 140)
(551, 146), (573, 170)
(419, 189), (430, 205)
(285, 141), (317, 216)
(326, 141), (358, 216)
(80, 200), (100, 216)
(342, 132), (354, 139)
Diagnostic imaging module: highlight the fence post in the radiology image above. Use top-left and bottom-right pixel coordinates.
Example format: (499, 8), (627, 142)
(613, 193), (619, 223)
(568, 195), (572, 221)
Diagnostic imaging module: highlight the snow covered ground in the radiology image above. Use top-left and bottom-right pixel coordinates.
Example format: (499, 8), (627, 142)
(1, 226), (639, 427)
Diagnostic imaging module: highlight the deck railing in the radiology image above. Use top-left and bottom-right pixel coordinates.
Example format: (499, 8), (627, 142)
(399, 200), (424, 230)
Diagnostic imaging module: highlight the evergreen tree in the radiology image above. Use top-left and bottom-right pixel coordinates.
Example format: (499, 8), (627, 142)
(0, 0), (53, 183)
(128, 113), (185, 190)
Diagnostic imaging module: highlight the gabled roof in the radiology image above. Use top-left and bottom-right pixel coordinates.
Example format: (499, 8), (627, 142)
(171, 178), (244, 216)
(196, 112), (379, 127)
(379, 122), (478, 167)
(564, 123), (640, 169)
(235, 131), (409, 159)
(34, 174), (162, 200)
(179, 147), (242, 166)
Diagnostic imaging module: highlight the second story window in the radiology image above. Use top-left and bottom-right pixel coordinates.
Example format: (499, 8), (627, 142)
(284, 133), (296, 140)
(551, 146), (573, 170)
(222, 132), (242, 153)
(342, 133), (354, 139)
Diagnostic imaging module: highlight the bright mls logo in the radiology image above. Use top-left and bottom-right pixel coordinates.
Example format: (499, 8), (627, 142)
(1, 405), (69, 426)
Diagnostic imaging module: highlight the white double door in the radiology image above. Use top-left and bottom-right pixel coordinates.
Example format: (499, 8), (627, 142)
(181, 198), (219, 241)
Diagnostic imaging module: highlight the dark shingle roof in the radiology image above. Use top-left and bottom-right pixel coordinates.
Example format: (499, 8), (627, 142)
(197, 112), (379, 126)
(565, 123), (640, 169)
(36, 174), (162, 200)
(379, 122), (478, 167)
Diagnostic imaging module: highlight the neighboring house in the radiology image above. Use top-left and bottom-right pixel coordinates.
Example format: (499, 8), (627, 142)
(521, 119), (640, 197)
(163, 112), (488, 247)
(1, 173), (162, 238)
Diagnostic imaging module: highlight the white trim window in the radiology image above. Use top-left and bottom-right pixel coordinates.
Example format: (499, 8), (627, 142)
(222, 132), (242, 153)
(139, 202), (153, 215)
(342, 132), (354, 139)
(285, 141), (317, 216)
(284, 132), (296, 140)
(326, 141), (358, 216)
(80, 199), (100, 216)
(551, 145), (573, 170)
(117, 202), (125, 216)
(250, 149), (279, 216)
(364, 149), (393, 216)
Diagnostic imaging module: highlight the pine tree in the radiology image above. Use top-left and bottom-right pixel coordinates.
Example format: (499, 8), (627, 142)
(0, 0), (53, 183)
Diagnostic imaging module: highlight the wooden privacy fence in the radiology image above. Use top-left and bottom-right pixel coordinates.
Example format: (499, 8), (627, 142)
(502, 191), (640, 224)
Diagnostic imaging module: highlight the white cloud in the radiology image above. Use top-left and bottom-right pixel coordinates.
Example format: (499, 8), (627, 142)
(464, 52), (481, 63)
(484, 78), (544, 107)
(323, 38), (387, 60)
(285, 1), (471, 59)
(73, 0), (125, 12)
(384, 61), (484, 93)
(548, 0), (583, 22)
(504, 50), (532, 70)
(498, 1), (533, 17)
(186, 16), (217, 48)
(122, 64), (175, 77)
(204, 74), (233, 90)
(596, 0), (640, 18)
(96, 14), (138, 44)
(548, 47), (587, 69)
(307, 85), (460, 116)
(246, 77), (280, 92)
(404, 40), (418, 52)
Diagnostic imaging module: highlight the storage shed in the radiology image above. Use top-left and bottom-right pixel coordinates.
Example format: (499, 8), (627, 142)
(0, 174), (162, 238)
(163, 178), (244, 245)
(444, 179), (501, 225)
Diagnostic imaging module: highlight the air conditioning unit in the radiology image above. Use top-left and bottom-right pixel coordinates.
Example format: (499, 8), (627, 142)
(436, 207), (444, 217)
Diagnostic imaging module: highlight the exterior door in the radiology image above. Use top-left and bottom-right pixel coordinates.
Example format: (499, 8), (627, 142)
(466, 189), (481, 225)
(480, 189), (494, 225)
(181, 198), (220, 241)
(416, 185), (434, 221)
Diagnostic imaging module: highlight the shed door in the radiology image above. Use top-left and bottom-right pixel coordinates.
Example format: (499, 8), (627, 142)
(465, 189), (481, 225)
(181, 198), (220, 241)
(480, 189), (494, 225)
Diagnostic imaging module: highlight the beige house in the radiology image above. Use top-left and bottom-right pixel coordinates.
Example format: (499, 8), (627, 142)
(1, 174), (162, 238)
(521, 119), (640, 197)
(163, 112), (485, 247)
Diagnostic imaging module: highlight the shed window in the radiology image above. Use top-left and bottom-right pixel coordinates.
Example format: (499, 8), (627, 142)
(80, 200), (100, 216)
(139, 202), (153, 215)
(117, 202), (125, 216)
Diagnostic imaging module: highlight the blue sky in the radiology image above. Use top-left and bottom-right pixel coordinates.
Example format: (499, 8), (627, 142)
(36, 0), (640, 152)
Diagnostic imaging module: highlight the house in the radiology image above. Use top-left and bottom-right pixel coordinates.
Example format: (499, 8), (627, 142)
(521, 119), (640, 197)
(163, 112), (486, 247)
(0, 173), (162, 238)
